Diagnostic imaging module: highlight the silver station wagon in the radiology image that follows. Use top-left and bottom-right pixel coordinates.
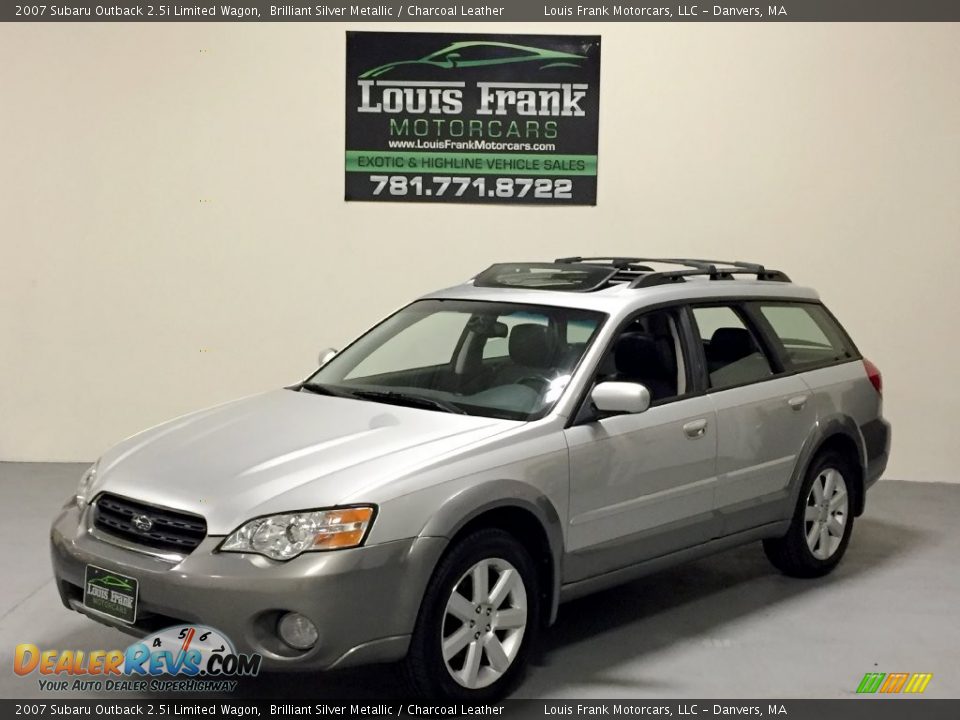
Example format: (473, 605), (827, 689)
(51, 257), (891, 699)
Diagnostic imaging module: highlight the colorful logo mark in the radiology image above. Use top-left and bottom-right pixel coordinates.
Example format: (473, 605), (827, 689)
(857, 672), (933, 694)
(14, 624), (260, 678)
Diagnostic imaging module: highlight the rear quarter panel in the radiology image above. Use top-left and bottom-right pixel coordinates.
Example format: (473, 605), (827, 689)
(791, 360), (883, 512)
(802, 360), (880, 461)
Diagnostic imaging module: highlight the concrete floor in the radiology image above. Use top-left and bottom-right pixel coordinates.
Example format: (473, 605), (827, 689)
(1, 462), (958, 699)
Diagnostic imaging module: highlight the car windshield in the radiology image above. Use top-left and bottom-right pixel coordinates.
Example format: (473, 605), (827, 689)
(303, 299), (606, 421)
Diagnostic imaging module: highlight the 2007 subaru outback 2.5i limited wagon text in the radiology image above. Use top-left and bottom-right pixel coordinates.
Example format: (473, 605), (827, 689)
(51, 257), (891, 699)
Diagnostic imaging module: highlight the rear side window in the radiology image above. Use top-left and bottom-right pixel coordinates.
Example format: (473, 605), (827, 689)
(757, 303), (856, 369)
(692, 305), (774, 389)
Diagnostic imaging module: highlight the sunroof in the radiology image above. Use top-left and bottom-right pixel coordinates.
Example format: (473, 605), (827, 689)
(473, 263), (617, 292)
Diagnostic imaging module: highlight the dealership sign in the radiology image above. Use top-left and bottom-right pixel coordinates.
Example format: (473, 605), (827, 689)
(345, 32), (601, 205)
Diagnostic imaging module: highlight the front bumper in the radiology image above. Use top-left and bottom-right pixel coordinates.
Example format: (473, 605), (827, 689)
(50, 504), (446, 671)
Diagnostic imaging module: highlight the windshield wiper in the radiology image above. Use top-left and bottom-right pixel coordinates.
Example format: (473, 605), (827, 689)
(349, 389), (466, 415)
(301, 383), (466, 415)
(299, 382), (357, 399)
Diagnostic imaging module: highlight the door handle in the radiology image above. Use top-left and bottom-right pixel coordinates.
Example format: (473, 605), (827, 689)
(683, 418), (708, 438)
(787, 395), (809, 412)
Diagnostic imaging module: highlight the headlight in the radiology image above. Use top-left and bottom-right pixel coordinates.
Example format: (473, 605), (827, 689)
(219, 506), (375, 561)
(75, 462), (99, 509)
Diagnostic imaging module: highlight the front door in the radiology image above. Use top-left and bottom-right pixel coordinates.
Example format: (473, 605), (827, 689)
(563, 307), (719, 583)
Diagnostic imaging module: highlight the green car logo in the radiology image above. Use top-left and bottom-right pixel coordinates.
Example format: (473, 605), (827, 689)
(361, 41), (586, 79)
(89, 575), (134, 591)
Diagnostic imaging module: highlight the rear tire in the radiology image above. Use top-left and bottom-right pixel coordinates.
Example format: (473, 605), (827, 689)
(763, 451), (856, 578)
(402, 528), (539, 701)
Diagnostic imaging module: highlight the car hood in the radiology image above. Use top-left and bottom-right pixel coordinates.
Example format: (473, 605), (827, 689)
(93, 389), (516, 534)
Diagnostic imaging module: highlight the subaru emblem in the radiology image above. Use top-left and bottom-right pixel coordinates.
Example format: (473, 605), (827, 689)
(131, 513), (154, 533)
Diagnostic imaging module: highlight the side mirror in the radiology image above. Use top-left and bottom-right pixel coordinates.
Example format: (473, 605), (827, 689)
(318, 347), (338, 367)
(591, 382), (651, 415)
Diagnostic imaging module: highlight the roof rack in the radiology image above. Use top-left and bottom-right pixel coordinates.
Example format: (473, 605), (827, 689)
(553, 257), (791, 288)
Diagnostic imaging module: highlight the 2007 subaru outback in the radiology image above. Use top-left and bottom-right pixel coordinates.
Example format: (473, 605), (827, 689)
(51, 257), (890, 699)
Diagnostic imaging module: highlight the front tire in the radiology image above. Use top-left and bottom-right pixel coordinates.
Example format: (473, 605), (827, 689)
(763, 451), (856, 578)
(403, 528), (539, 700)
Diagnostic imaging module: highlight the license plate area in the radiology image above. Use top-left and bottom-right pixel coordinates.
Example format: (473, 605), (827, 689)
(83, 564), (138, 623)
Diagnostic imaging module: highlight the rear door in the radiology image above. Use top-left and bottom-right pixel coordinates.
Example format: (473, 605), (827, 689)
(690, 303), (817, 535)
(749, 299), (872, 464)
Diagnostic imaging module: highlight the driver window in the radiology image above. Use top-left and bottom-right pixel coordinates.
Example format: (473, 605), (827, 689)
(599, 309), (686, 403)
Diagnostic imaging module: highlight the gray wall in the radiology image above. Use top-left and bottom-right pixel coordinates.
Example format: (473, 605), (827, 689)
(1, 23), (958, 481)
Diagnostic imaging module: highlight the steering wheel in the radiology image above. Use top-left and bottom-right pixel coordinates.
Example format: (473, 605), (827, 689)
(516, 375), (552, 392)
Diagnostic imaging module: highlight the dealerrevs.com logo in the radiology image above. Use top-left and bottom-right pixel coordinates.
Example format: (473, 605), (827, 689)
(14, 625), (261, 693)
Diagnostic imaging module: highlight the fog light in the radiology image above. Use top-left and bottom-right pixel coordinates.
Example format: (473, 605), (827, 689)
(277, 612), (318, 651)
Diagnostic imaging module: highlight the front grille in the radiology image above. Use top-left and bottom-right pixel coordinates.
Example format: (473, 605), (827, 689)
(93, 493), (207, 553)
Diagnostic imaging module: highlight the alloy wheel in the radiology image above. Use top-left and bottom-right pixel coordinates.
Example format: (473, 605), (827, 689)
(804, 467), (848, 560)
(441, 557), (528, 689)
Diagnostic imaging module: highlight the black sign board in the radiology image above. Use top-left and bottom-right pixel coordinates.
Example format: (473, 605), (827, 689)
(83, 564), (138, 623)
(345, 32), (601, 205)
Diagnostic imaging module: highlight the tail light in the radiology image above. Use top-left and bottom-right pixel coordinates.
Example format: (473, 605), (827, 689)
(863, 359), (882, 395)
